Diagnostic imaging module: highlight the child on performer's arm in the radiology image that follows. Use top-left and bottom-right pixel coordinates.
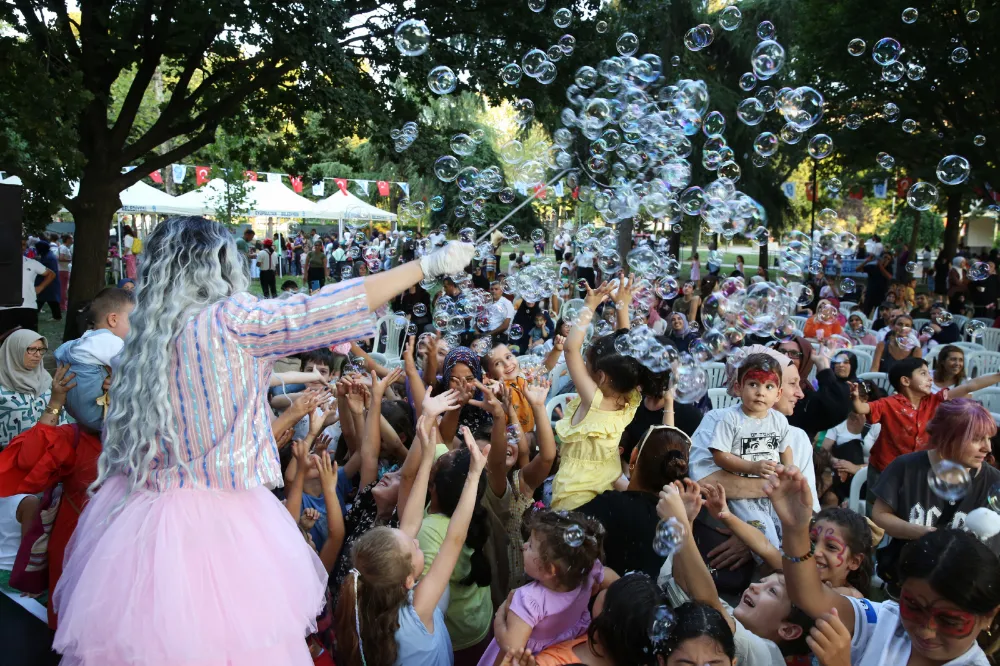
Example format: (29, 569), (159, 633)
(334, 416), (489, 666)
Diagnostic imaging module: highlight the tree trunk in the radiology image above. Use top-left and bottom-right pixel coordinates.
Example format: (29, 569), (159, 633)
(908, 207), (921, 261)
(758, 243), (769, 281)
(669, 228), (681, 259)
(63, 181), (119, 341)
(618, 219), (633, 275)
(942, 191), (963, 262)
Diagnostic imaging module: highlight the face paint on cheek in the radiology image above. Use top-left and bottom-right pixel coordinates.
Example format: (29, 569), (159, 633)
(823, 528), (847, 568)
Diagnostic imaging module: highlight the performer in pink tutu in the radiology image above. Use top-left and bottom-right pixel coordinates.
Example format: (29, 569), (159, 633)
(51, 216), (473, 666)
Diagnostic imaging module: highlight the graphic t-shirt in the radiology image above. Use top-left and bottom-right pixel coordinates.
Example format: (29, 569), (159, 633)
(707, 405), (789, 474)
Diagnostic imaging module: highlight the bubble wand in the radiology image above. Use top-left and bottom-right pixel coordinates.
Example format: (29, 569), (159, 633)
(474, 167), (575, 245)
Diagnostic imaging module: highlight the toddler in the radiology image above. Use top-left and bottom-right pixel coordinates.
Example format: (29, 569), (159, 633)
(53, 287), (134, 432)
(477, 510), (618, 666)
(526, 313), (553, 350)
(707, 353), (792, 549)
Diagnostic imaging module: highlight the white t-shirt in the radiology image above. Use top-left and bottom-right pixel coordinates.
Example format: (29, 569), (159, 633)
(576, 250), (594, 269)
(785, 426), (820, 512)
(825, 420), (880, 460)
(848, 597), (990, 666)
(553, 234), (567, 251)
(1, 257), (48, 310)
(70, 328), (124, 367)
(707, 405), (790, 470)
(123, 234), (134, 256)
(690, 408), (727, 482)
(494, 297), (515, 325)
(728, 604), (785, 666)
(0, 493), (31, 570)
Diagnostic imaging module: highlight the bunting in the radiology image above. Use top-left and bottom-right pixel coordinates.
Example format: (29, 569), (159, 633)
(873, 180), (888, 199)
(334, 178), (348, 195)
(377, 180), (390, 196)
(782, 182), (796, 198)
(398, 182), (409, 197)
(897, 176), (913, 198)
(289, 176), (303, 193)
(245, 171), (258, 181)
(195, 165), (211, 185)
(266, 173), (282, 184)
(356, 180), (370, 197)
(172, 164), (187, 184)
(804, 183), (815, 202)
(554, 182), (564, 197)
(312, 180), (325, 197)
(572, 186), (579, 200)
(149, 170), (163, 184)
(848, 186), (865, 200)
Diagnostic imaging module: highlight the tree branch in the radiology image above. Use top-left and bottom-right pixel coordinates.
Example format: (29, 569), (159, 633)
(113, 126), (218, 191)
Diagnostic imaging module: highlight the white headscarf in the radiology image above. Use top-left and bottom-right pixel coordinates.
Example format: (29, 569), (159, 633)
(0, 329), (52, 397)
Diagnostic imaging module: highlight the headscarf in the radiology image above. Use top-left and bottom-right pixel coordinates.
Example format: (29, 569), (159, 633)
(667, 312), (691, 337)
(440, 346), (492, 434)
(117, 278), (136, 289)
(726, 344), (793, 397)
(787, 335), (815, 394)
(831, 351), (859, 384)
(0, 329), (52, 397)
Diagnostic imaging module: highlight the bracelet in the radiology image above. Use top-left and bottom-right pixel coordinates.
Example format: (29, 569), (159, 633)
(44, 406), (62, 417)
(781, 543), (816, 563)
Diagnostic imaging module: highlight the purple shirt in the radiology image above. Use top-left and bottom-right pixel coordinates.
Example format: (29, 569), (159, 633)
(145, 279), (372, 491)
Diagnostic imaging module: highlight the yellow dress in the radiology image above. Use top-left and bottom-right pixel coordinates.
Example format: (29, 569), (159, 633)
(551, 388), (641, 510)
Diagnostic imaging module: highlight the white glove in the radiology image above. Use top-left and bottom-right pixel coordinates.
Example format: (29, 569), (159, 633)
(420, 241), (476, 279)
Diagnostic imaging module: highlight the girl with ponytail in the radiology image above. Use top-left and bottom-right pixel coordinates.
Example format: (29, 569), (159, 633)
(48, 216), (474, 665)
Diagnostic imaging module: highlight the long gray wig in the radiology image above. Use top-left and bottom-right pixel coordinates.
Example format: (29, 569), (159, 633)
(94, 216), (250, 496)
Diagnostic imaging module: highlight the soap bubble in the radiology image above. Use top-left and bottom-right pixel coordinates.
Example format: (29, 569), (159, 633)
(412, 303), (428, 318)
(427, 66), (457, 94)
(653, 516), (686, 556)
(649, 605), (676, 647)
(720, 6), (742, 31)
(841, 278), (856, 293)
(756, 21), (775, 40)
(434, 155), (460, 182)
(872, 38), (902, 66)
(826, 178), (842, 194)
(966, 319), (987, 340)
(596, 19), (608, 33)
(808, 134), (834, 159)
(846, 114), (862, 130)
(684, 24), (714, 52)
(617, 32), (639, 56)
(736, 98), (766, 126)
(901, 7), (918, 23)
(527, 0), (545, 11)
(936, 155), (971, 185)
(848, 38), (866, 56)
(928, 459), (971, 502)
(902, 119), (917, 133)
(967, 9), (980, 23)
(951, 47), (969, 64)
(905, 262), (917, 274)
(934, 310), (953, 326)
(739, 72), (757, 91)
(394, 19), (431, 56)
(563, 523), (584, 547)
(514, 98), (535, 126)
(553, 7), (572, 28)
(501, 63), (522, 85)
(430, 195), (445, 212)
(522, 49), (549, 77)
(877, 152), (896, 170)
(753, 132), (779, 157)
(975, 135), (986, 147)
(751, 40), (786, 79)
(969, 262), (990, 281)
(509, 324), (523, 340)
(906, 182), (938, 210)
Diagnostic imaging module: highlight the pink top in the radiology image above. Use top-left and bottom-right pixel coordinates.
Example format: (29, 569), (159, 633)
(146, 279), (372, 492)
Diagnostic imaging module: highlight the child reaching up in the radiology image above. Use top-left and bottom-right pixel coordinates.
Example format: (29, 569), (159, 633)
(703, 483), (875, 598)
(334, 416), (489, 666)
(551, 281), (642, 510)
(706, 353), (792, 549)
(479, 509), (619, 666)
(484, 343), (536, 433)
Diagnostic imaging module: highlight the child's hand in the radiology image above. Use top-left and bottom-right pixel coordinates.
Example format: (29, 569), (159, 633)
(314, 450), (339, 492)
(345, 381), (366, 415)
(656, 483), (687, 522)
(292, 387), (324, 418)
(464, 426), (490, 475)
(469, 380), (505, 419)
(553, 335), (565, 351)
(847, 381), (860, 399)
(752, 460), (778, 477)
(583, 281), (615, 309)
(299, 507), (320, 531)
(312, 433), (333, 454)
(499, 648), (537, 666)
(763, 466), (815, 530)
(673, 479), (704, 524)
(275, 427), (294, 450)
(524, 377), (551, 407)
(292, 439), (309, 467)
(416, 414), (437, 460)
(612, 273), (637, 310)
(423, 389), (461, 420)
(373, 367), (404, 396)
(403, 335), (416, 366)
(702, 483), (730, 519)
(806, 608), (852, 666)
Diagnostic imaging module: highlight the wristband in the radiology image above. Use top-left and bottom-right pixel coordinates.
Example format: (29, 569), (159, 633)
(781, 543), (816, 563)
(45, 406), (63, 417)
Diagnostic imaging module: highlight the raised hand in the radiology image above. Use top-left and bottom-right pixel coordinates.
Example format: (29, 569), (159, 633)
(674, 478), (704, 524)
(553, 334), (566, 351)
(373, 367), (405, 396)
(314, 450), (339, 493)
(291, 439), (309, 467)
(420, 241), (476, 278)
(806, 608), (852, 666)
(763, 466), (814, 531)
(524, 376), (551, 407)
(299, 507), (320, 531)
(583, 281), (616, 309)
(423, 389), (462, 420)
(312, 433), (333, 454)
(469, 380), (505, 419)
(50, 364), (77, 402)
(656, 483), (687, 522)
(702, 483), (730, 520)
(275, 427), (294, 450)
(465, 426), (489, 475)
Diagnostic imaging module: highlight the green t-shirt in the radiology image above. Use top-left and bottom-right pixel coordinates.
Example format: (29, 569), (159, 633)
(417, 511), (491, 650)
(235, 237), (250, 257)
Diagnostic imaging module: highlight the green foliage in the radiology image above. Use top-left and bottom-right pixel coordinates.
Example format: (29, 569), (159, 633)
(884, 208), (944, 250)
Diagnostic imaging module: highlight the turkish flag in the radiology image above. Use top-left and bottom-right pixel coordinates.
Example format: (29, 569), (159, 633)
(149, 170), (163, 184)
(245, 170), (258, 181)
(377, 180), (390, 196)
(533, 184), (547, 199)
(897, 176), (913, 198)
(334, 178), (348, 195)
(848, 186), (865, 200)
(804, 183), (815, 202)
(195, 165), (210, 185)
(289, 176), (303, 193)
(572, 186), (580, 200)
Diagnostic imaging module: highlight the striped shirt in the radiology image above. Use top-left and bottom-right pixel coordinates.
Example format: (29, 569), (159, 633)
(143, 279), (373, 491)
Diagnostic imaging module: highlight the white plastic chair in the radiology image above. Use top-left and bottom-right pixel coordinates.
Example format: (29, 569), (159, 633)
(704, 362), (728, 389)
(954, 341), (985, 355)
(971, 387), (1000, 413)
(367, 351), (388, 368)
(707, 387), (741, 410)
(546, 392), (577, 422)
(373, 314), (407, 368)
(848, 466), (868, 516)
(839, 301), (858, 317)
(923, 345), (942, 367)
(851, 349), (874, 375)
(980, 328), (1000, 352)
(790, 315), (808, 333)
(548, 362), (570, 398)
(968, 351), (1000, 378)
(911, 318), (931, 333)
(858, 371), (891, 395)
(952, 314), (969, 332)
(852, 344), (876, 357)
(992, 412), (1000, 427)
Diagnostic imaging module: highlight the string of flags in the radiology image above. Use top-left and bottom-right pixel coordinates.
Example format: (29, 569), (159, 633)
(781, 177), (916, 202)
(133, 164), (409, 199)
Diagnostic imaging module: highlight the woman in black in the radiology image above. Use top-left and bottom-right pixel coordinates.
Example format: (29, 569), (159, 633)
(393, 284), (433, 332)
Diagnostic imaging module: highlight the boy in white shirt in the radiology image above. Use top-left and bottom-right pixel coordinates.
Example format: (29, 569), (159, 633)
(708, 353), (793, 550)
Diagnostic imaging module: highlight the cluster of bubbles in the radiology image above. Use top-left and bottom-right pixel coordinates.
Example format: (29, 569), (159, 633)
(390, 121), (419, 152)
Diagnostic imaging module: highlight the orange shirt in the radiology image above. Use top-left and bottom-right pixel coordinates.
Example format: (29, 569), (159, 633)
(506, 376), (536, 433)
(535, 636), (589, 666)
(803, 318), (844, 339)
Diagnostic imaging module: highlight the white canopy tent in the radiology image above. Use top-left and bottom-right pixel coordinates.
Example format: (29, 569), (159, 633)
(171, 178), (321, 218)
(312, 189), (396, 236)
(117, 181), (197, 216)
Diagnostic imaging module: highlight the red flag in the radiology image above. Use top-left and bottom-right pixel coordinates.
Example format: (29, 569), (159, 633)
(377, 180), (390, 196)
(897, 176), (913, 198)
(533, 184), (547, 199)
(245, 170), (258, 181)
(334, 178), (348, 195)
(848, 185), (865, 200)
(289, 176), (303, 193)
(804, 183), (815, 202)
(195, 165), (210, 185)
(571, 186), (580, 200)
(148, 170), (163, 184)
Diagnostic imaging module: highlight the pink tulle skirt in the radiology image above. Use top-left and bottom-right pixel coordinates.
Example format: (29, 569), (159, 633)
(52, 475), (327, 666)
